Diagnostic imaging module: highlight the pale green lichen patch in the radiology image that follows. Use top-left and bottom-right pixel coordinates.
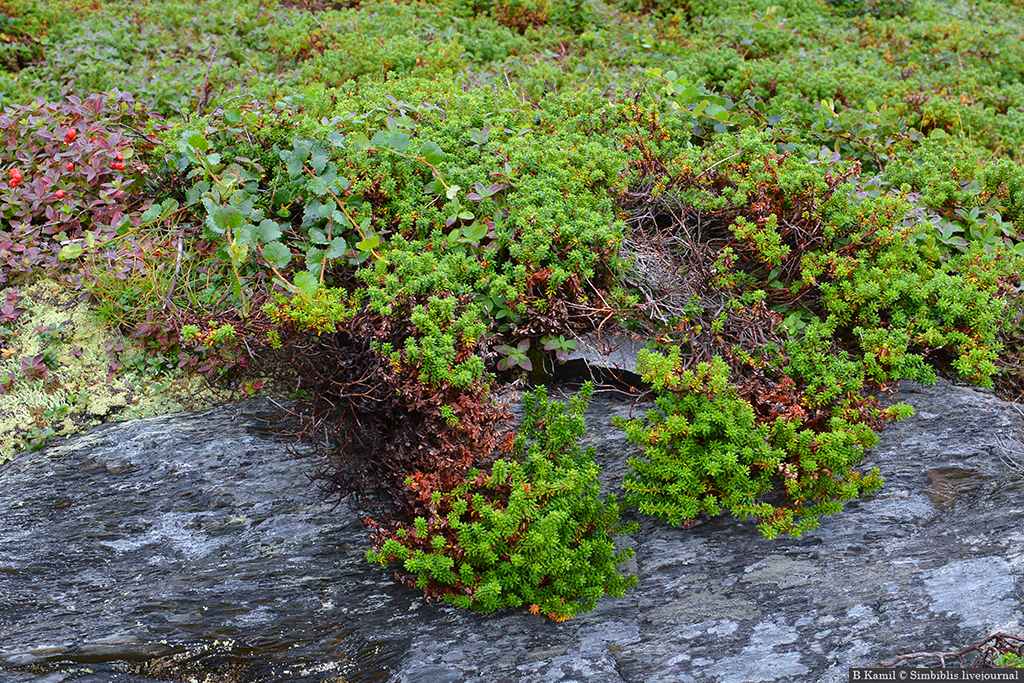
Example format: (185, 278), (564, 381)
(0, 278), (224, 462)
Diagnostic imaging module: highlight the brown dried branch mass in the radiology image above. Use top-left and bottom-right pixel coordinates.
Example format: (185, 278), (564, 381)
(262, 303), (513, 525)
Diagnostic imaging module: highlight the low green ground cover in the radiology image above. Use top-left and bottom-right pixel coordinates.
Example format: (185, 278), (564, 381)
(3, 0), (1024, 618)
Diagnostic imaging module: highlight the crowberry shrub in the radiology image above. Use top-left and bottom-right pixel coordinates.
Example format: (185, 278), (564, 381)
(368, 383), (636, 620)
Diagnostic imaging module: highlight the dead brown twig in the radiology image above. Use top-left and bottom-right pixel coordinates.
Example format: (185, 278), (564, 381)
(882, 633), (1024, 668)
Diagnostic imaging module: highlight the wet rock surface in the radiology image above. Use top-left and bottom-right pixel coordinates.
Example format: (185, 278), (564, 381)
(559, 332), (645, 387)
(2, 380), (1023, 682)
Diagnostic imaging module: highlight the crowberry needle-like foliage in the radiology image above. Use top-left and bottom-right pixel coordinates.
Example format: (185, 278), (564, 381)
(368, 383), (637, 620)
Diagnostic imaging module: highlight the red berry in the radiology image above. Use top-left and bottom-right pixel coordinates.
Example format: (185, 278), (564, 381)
(112, 161), (125, 171)
(65, 128), (76, 141)
(8, 179), (18, 188)
(66, 163), (74, 172)
(8, 168), (21, 180)
(115, 151), (123, 161)
(55, 189), (65, 199)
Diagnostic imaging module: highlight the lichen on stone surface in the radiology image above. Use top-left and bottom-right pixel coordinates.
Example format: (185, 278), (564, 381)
(0, 278), (221, 462)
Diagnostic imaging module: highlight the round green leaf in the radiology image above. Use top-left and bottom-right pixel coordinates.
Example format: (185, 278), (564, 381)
(262, 241), (292, 268)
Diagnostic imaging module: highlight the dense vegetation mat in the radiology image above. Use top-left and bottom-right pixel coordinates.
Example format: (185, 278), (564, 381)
(3, 0), (1024, 619)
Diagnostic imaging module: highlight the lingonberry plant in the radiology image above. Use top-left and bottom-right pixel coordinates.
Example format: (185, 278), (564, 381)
(0, 90), (160, 284)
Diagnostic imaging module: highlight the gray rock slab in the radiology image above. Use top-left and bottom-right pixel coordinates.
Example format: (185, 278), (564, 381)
(560, 332), (646, 385)
(1, 381), (1023, 682)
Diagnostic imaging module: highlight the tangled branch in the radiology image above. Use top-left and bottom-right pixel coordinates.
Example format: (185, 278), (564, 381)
(882, 633), (1024, 668)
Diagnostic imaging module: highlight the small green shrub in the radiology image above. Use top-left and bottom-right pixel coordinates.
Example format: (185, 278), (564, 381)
(302, 5), (466, 86)
(368, 383), (637, 620)
(995, 652), (1024, 668)
(617, 349), (900, 538)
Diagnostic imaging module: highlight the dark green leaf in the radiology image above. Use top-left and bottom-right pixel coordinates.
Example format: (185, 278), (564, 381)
(326, 131), (345, 148)
(285, 154), (304, 178)
(213, 205), (243, 231)
(262, 241), (292, 268)
(388, 132), (410, 152)
(463, 222), (487, 241)
(420, 140), (444, 166)
(141, 202), (163, 224)
(258, 219), (282, 243)
(235, 223), (258, 246)
(306, 246), (325, 271)
(325, 236), (347, 259)
(185, 182), (209, 206)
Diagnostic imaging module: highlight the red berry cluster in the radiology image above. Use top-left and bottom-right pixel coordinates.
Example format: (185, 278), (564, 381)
(7, 168), (22, 188)
(64, 128), (76, 143)
(112, 150), (125, 171)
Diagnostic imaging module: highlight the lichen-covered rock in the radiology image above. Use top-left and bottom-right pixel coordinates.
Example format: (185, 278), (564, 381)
(1, 381), (1022, 682)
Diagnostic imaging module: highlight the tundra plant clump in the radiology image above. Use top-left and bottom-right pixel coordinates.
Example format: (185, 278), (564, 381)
(368, 383), (637, 621)
(619, 350), (907, 538)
